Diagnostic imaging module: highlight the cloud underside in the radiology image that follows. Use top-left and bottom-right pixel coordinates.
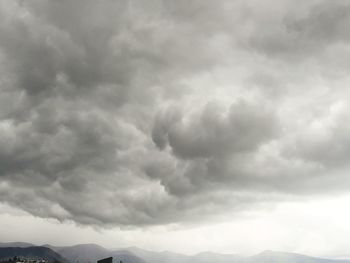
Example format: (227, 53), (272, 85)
(1, 0), (350, 227)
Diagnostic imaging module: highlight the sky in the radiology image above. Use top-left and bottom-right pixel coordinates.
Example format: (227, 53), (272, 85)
(1, 0), (350, 258)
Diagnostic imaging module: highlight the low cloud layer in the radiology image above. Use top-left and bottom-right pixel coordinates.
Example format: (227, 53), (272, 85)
(1, 0), (350, 227)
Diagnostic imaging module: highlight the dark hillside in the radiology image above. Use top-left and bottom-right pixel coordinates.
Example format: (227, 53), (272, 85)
(0, 247), (68, 263)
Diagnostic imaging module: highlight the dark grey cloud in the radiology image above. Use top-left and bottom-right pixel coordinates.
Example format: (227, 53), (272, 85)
(1, 0), (350, 227)
(153, 101), (278, 159)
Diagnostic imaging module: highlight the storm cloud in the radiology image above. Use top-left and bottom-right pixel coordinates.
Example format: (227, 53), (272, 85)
(1, 0), (350, 227)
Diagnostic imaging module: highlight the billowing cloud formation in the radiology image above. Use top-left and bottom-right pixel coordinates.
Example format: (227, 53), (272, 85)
(1, 0), (350, 227)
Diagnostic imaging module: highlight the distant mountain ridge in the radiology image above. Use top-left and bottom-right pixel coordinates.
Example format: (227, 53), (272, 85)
(1, 242), (350, 263)
(45, 244), (145, 263)
(0, 242), (35, 248)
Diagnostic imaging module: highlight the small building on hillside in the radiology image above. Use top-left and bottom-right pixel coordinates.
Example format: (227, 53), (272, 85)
(97, 257), (113, 263)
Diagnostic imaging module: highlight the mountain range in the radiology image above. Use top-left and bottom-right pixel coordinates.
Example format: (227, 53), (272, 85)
(0, 242), (349, 263)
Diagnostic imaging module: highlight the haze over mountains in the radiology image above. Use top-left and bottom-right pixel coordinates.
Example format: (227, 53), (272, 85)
(1, 243), (350, 263)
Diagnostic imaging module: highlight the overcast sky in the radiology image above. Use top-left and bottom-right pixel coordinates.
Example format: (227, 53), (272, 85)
(2, 0), (350, 257)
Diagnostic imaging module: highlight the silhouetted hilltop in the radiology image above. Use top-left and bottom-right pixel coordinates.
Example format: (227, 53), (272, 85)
(0, 243), (34, 248)
(0, 247), (68, 263)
